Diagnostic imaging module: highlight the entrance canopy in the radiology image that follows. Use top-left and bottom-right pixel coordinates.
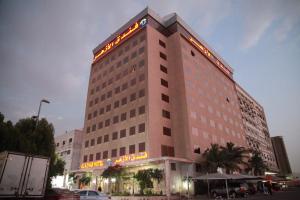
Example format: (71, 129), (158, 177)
(193, 173), (262, 180)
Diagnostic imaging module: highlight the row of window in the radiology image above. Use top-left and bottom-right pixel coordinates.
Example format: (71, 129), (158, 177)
(89, 72), (145, 107)
(87, 89), (145, 120)
(91, 59), (145, 94)
(83, 142), (146, 162)
(87, 106), (146, 133)
(56, 138), (72, 147)
(92, 34), (146, 73)
(86, 123), (145, 146)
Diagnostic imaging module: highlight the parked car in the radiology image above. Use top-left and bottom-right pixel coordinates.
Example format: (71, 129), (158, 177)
(45, 188), (80, 200)
(75, 190), (110, 200)
(210, 182), (249, 198)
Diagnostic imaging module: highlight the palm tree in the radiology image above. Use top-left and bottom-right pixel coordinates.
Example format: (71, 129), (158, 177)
(220, 142), (249, 173)
(102, 164), (124, 193)
(248, 151), (268, 175)
(203, 144), (225, 173)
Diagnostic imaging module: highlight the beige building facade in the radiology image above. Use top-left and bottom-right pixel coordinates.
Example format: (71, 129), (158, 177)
(236, 85), (278, 172)
(80, 8), (276, 195)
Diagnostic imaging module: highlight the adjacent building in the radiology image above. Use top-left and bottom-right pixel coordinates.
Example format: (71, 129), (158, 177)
(80, 8), (277, 195)
(271, 136), (292, 175)
(236, 84), (278, 171)
(52, 129), (83, 188)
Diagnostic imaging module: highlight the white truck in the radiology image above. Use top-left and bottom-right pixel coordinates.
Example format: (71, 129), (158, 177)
(0, 151), (50, 199)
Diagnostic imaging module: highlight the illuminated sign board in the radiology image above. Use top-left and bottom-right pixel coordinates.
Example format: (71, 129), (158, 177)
(93, 18), (147, 63)
(188, 37), (232, 77)
(80, 152), (148, 169)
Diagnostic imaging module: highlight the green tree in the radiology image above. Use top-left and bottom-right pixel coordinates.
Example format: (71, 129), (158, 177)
(203, 144), (225, 173)
(0, 113), (65, 188)
(247, 150), (268, 175)
(134, 169), (154, 195)
(220, 142), (249, 173)
(102, 165), (124, 193)
(79, 173), (92, 186)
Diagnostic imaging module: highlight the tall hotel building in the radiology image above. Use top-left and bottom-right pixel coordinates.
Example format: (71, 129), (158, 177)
(80, 8), (277, 195)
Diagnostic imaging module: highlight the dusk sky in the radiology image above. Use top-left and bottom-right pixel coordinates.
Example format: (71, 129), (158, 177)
(0, 0), (299, 173)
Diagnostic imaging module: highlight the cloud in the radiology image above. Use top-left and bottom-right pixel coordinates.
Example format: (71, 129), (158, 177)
(240, 0), (300, 49)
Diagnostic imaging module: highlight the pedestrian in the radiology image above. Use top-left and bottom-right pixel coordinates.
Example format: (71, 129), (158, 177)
(266, 181), (273, 195)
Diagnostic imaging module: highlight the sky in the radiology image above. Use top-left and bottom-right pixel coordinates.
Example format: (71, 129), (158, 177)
(0, 0), (299, 173)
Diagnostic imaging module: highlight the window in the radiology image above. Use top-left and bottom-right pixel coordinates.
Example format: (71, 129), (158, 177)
(101, 94), (106, 101)
(161, 94), (169, 102)
(105, 119), (110, 127)
(139, 89), (145, 97)
(132, 40), (138, 47)
(90, 139), (95, 146)
(194, 147), (201, 154)
(123, 69), (128, 76)
(129, 126), (136, 135)
(191, 50), (195, 57)
(99, 108), (104, 115)
(94, 97), (99, 104)
(139, 74), (145, 82)
(139, 142), (145, 152)
(161, 145), (175, 157)
(131, 51), (137, 59)
(160, 52), (167, 60)
(89, 101), (93, 107)
(120, 147), (126, 156)
(92, 124), (96, 131)
(139, 47), (145, 54)
(103, 151), (108, 159)
(163, 127), (171, 136)
(160, 65), (168, 74)
(118, 49), (123, 56)
(56, 143), (59, 147)
(121, 112), (127, 121)
(113, 115), (119, 124)
(96, 152), (101, 160)
(121, 97), (127, 105)
(102, 82), (107, 88)
(112, 131), (118, 140)
(85, 140), (89, 148)
(171, 163), (176, 171)
(83, 155), (88, 162)
(129, 144), (135, 154)
(89, 154), (93, 161)
(104, 134), (109, 142)
(98, 121), (103, 129)
(107, 91), (112, 98)
(130, 93), (136, 102)
(138, 123), (145, 133)
(114, 101), (120, 108)
(69, 138), (72, 143)
(120, 129), (126, 138)
(128, 109), (135, 118)
(88, 113), (92, 120)
(93, 110), (97, 117)
(161, 79), (168, 87)
(123, 56), (129, 64)
(97, 136), (102, 144)
(86, 127), (90, 133)
(115, 86), (120, 94)
(122, 83), (128, 91)
(162, 110), (171, 119)
(139, 106), (145, 115)
(139, 60), (145, 68)
(111, 149), (117, 158)
(106, 104), (111, 112)
(67, 150), (71, 154)
(159, 40), (166, 48)
(140, 34), (145, 42)
(130, 78), (136, 86)
(195, 163), (202, 172)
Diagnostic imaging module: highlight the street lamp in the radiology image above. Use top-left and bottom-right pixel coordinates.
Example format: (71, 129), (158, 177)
(35, 98), (50, 129)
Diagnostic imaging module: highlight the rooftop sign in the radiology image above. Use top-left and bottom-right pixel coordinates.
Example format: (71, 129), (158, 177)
(188, 37), (232, 77)
(93, 18), (147, 63)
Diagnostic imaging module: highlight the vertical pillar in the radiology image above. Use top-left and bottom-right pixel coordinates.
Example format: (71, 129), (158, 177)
(164, 159), (171, 197)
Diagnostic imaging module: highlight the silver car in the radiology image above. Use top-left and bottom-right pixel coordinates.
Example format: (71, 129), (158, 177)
(77, 190), (110, 200)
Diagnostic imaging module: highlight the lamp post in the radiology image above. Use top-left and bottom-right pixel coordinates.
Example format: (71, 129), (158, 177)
(35, 99), (50, 129)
